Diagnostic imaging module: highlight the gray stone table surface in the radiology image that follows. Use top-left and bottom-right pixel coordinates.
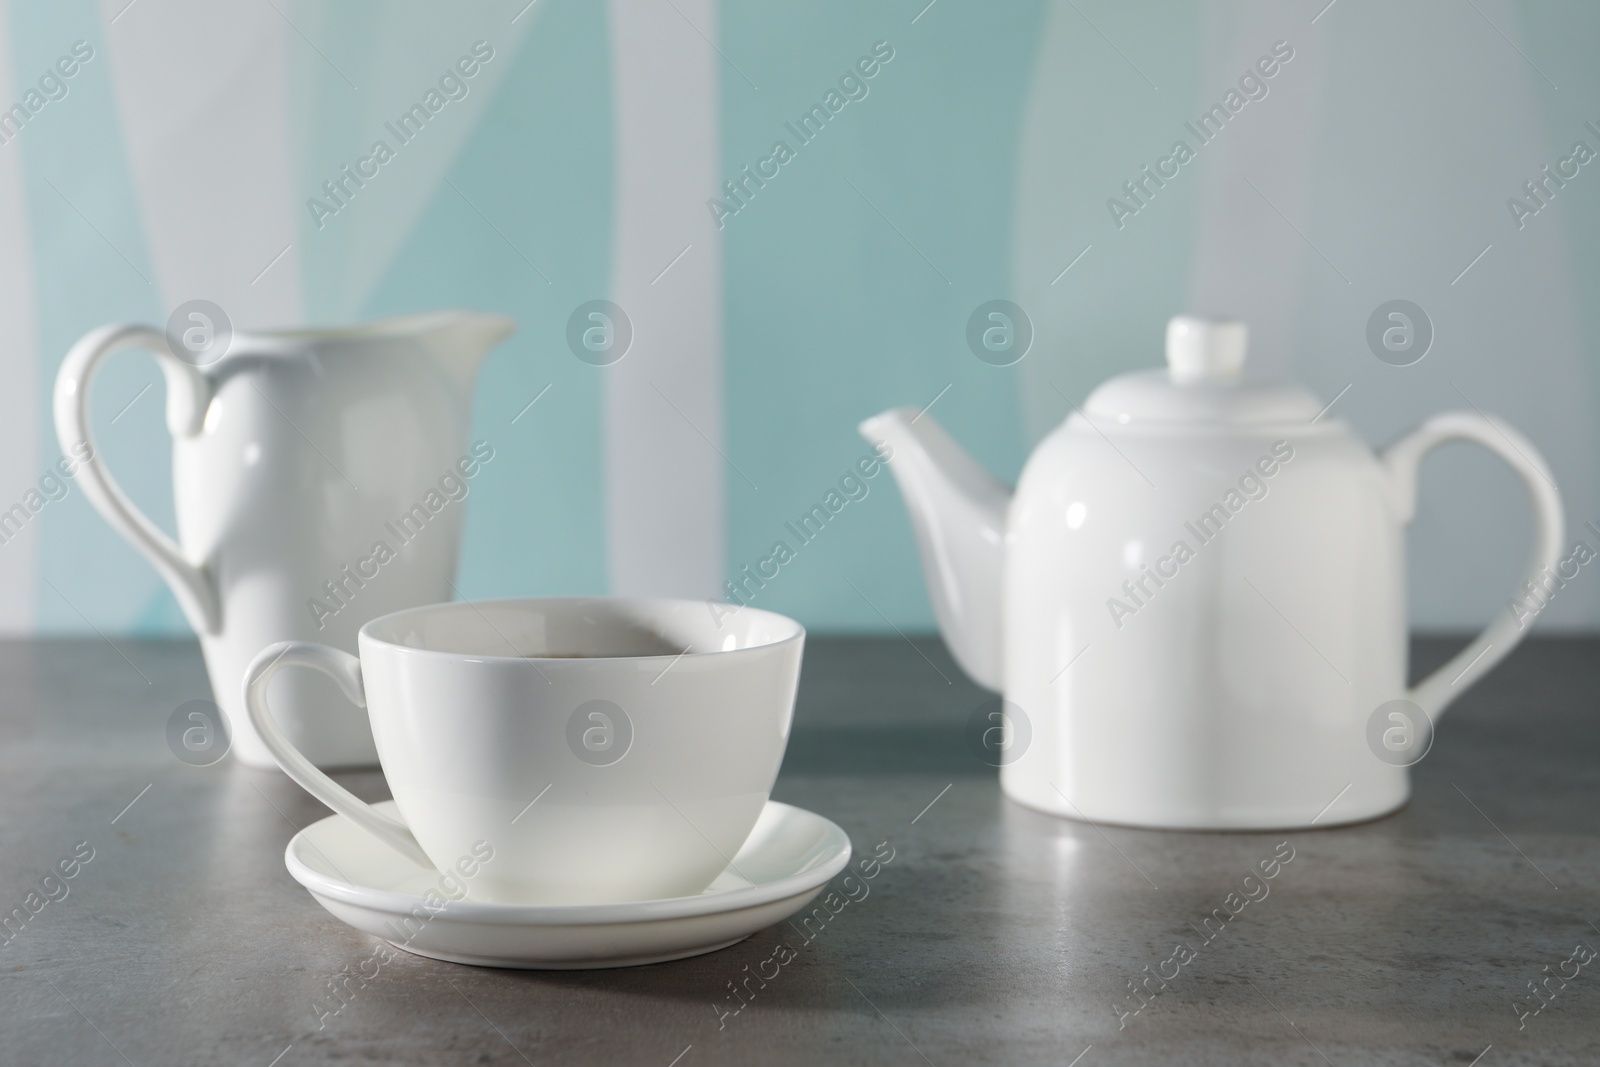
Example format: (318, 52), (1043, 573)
(1, 634), (1597, 1066)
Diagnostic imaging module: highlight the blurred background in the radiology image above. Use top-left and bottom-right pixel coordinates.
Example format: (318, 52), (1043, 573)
(2, 0), (1596, 636)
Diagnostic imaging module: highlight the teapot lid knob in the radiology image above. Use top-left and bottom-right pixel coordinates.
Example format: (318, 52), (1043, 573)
(1166, 316), (1246, 384)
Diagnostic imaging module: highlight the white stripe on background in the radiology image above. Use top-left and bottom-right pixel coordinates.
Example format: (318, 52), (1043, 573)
(1182, 0), (1596, 629)
(98, 0), (302, 328)
(0, 3), (40, 632)
(1180, 2), (1330, 380)
(603, 0), (724, 597)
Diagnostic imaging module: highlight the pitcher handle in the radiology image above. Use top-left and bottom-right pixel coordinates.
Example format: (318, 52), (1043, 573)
(1382, 411), (1564, 718)
(53, 323), (220, 634)
(244, 641), (433, 867)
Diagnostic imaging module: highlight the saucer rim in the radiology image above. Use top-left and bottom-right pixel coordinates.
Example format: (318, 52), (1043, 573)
(285, 799), (851, 926)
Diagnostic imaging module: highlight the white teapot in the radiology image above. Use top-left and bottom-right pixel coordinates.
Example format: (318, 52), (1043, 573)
(862, 316), (1563, 829)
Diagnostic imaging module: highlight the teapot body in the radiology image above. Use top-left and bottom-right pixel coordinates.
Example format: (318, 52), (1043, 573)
(1001, 418), (1409, 828)
(864, 316), (1562, 832)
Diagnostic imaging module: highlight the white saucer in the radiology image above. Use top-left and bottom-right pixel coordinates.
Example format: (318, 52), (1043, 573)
(285, 799), (852, 969)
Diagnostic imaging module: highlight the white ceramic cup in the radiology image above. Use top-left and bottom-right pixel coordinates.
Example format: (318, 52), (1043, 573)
(245, 597), (804, 904)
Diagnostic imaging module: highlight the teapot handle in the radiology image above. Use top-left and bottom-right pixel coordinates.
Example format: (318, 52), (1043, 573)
(53, 324), (220, 634)
(1382, 411), (1563, 718)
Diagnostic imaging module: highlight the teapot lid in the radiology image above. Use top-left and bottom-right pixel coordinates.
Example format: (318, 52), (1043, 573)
(1082, 317), (1323, 425)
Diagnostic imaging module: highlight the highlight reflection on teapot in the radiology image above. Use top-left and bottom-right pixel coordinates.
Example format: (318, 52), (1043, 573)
(864, 316), (1563, 830)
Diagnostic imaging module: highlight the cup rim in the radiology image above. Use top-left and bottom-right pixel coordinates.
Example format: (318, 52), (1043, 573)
(358, 595), (805, 664)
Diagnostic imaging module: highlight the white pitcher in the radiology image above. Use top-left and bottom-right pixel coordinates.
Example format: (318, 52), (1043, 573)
(55, 310), (514, 768)
(863, 316), (1563, 829)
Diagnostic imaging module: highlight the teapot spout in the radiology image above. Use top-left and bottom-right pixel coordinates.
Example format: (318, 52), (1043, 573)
(859, 407), (1011, 691)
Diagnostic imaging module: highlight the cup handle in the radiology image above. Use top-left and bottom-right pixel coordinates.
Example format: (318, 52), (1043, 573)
(52, 324), (220, 634)
(1382, 411), (1564, 718)
(244, 641), (433, 867)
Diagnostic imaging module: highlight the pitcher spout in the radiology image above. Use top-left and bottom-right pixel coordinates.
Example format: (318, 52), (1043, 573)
(411, 309), (516, 390)
(859, 407), (1011, 691)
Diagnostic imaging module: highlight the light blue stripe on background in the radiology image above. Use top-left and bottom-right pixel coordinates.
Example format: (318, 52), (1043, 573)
(719, 0), (1046, 631)
(1012, 2), (1202, 446)
(340, 0), (615, 602)
(15, 0), (178, 633)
